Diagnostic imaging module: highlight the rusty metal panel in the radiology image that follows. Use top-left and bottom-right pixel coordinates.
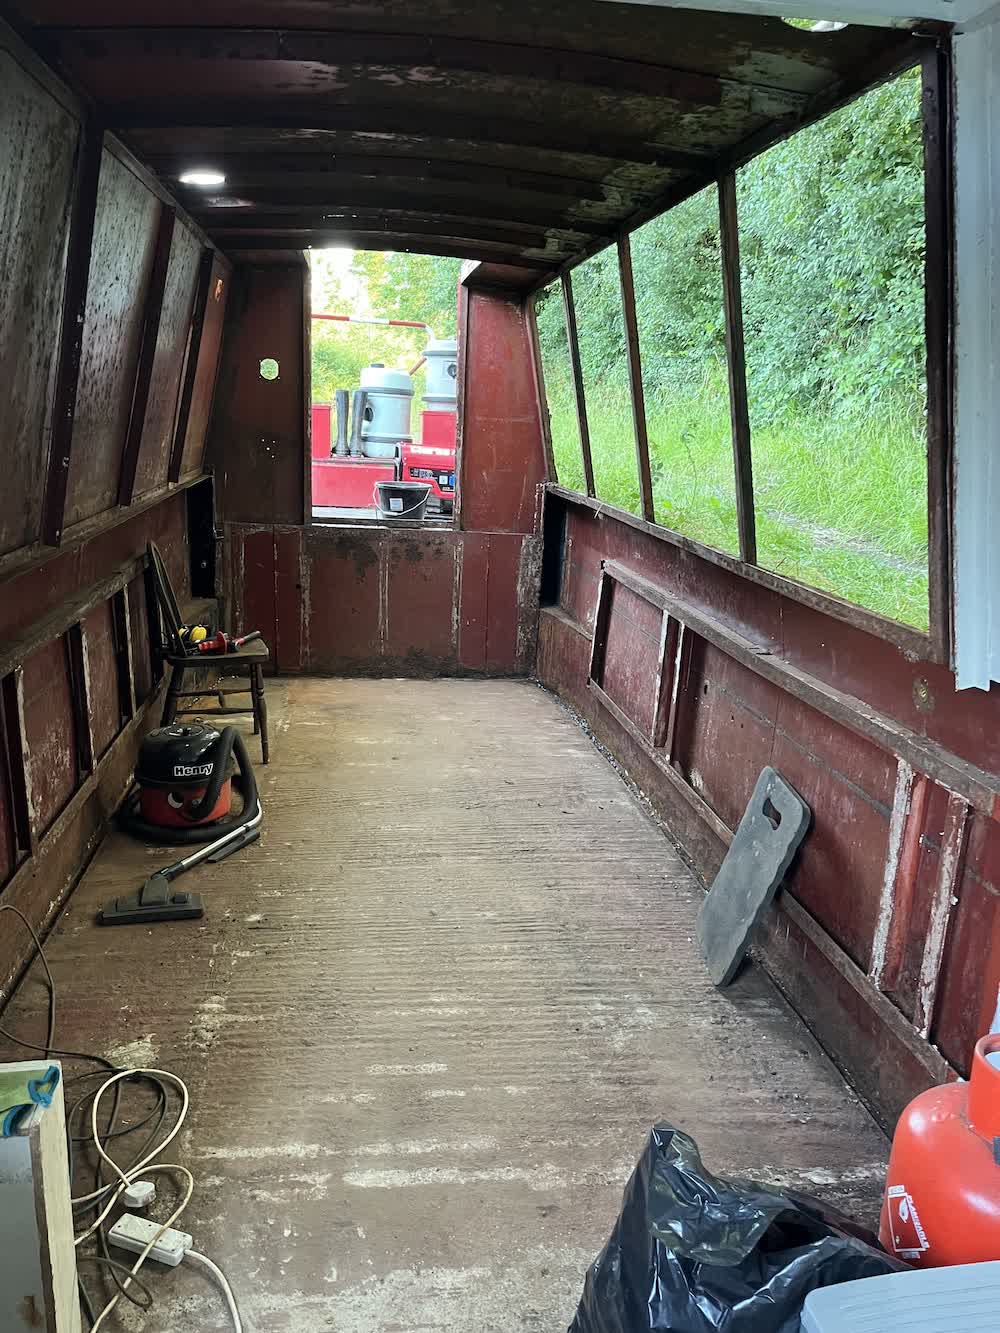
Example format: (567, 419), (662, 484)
(133, 220), (203, 497)
(22, 636), (78, 836)
(64, 149), (159, 529)
(0, 49), (77, 558)
(127, 573), (153, 703)
(458, 533), (489, 670)
(484, 533), (525, 672)
(772, 700), (895, 972)
(274, 527), (305, 672)
(179, 252), (230, 478)
(600, 580), (660, 737)
(672, 637), (778, 830)
(210, 264), (305, 524)
(384, 533), (457, 667)
(460, 289), (547, 535)
(932, 813), (1000, 1070)
(881, 780), (951, 1019)
(0, 494), (188, 647)
(238, 527), (278, 654)
(82, 600), (121, 758)
(305, 530), (381, 671)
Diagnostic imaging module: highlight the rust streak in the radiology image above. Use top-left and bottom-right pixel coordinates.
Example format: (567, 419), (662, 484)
(916, 792), (970, 1037)
(874, 772), (931, 997)
(870, 760), (915, 990)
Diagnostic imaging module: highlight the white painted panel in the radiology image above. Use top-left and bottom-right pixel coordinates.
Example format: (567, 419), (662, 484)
(953, 21), (1000, 689)
(0, 1132), (47, 1329)
(0, 1061), (80, 1333)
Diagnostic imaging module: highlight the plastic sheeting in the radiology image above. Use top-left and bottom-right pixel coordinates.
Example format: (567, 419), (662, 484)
(569, 1123), (903, 1332)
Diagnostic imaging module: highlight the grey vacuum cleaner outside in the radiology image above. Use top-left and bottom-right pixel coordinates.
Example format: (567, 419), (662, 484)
(99, 723), (262, 926)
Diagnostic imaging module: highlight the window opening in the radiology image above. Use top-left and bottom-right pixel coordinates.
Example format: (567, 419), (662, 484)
(308, 249), (462, 526)
(535, 279), (587, 491)
(572, 248), (644, 517)
(738, 68), (929, 629)
(632, 183), (740, 556)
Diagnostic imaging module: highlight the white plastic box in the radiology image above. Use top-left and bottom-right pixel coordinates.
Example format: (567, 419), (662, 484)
(802, 1261), (1000, 1332)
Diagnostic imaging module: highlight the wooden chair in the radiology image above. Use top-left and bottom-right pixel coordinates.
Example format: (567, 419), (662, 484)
(147, 543), (271, 764)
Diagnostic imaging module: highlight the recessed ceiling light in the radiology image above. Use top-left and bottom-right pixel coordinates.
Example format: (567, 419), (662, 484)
(179, 169), (227, 187)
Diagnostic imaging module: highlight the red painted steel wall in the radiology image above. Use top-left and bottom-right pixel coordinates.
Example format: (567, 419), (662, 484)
(537, 495), (1000, 1126)
(133, 221), (202, 497)
(64, 150), (161, 530)
(213, 267), (547, 676)
(0, 32), (227, 993)
(0, 46), (76, 558)
(458, 292), (546, 534)
(209, 263), (307, 526)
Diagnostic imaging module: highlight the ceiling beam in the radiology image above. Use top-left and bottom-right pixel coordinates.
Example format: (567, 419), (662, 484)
(205, 214), (554, 250)
(191, 206), (592, 243)
(598, 0), (972, 25)
(124, 123), (709, 176)
(40, 27), (812, 110)
(145, 154), (646, 205)
(186, 191), (613, 235)
(215, 232), (554, 267)
(110, 107), (713, 172)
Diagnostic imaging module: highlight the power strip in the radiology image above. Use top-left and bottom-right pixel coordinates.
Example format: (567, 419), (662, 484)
(108, 1213), (193, 1267)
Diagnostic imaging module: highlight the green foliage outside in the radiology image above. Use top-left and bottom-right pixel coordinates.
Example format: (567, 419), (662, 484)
(309, 249), (463, 409)
(536, 71), (929, 629)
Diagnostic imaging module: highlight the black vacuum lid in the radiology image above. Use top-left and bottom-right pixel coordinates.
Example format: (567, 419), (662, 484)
(136, 723), (223, 788)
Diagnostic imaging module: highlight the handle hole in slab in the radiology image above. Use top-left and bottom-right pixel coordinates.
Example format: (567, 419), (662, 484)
(762, 796), (782, 830)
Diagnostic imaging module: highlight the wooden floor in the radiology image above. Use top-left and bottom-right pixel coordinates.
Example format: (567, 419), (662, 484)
(2, 678), (888, 1331)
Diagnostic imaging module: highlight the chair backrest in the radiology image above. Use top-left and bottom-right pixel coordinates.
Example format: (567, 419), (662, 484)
(147, 541), (189, 657)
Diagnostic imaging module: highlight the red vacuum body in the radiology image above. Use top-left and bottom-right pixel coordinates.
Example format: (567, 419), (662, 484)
(135, 723), (233, 828)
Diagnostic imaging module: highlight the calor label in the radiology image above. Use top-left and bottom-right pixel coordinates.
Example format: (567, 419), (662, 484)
(885, 1183), (930, 1259)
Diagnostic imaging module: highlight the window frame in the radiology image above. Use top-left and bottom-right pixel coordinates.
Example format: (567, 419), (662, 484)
(304, 258), (461, 533)
(531, 43), (952, 665)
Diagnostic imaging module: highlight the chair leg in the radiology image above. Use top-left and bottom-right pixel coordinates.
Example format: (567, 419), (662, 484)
(161, 665), (183, 726)
(252, 663), (269, 764)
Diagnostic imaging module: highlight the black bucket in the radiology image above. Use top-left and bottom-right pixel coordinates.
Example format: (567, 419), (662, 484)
(374, 480), (431, 521)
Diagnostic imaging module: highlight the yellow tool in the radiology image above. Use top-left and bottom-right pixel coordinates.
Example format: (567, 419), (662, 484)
(178, 624), (210, 646)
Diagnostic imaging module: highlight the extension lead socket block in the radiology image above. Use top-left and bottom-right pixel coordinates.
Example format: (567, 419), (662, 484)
(108, 1213), (192, 1267)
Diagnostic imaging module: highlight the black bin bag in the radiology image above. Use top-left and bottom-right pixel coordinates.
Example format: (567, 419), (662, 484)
(568, 1123), (904, 1333)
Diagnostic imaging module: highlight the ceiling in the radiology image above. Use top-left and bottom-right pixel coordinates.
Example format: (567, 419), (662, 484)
(4, 1), (932, 280)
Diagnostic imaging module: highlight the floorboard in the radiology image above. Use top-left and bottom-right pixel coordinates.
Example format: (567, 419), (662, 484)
(1, 678), (888, 1331)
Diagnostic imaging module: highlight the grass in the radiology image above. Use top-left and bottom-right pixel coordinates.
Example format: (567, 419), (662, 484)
(548, 368), (929, 630)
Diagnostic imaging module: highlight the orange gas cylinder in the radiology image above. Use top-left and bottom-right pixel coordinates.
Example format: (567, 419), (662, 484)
(879, 1032), (1000, 1266)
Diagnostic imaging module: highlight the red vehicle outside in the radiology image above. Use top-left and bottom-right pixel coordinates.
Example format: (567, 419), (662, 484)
(400, 410), (457, 511)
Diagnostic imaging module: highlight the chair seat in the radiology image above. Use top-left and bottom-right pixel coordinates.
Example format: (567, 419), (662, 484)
(164, 637), (271, 668)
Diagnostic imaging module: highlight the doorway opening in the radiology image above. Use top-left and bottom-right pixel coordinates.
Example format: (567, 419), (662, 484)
(308, 249), (463, 525)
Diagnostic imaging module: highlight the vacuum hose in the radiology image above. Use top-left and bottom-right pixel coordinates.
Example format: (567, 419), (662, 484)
(118, 728), (259, 845)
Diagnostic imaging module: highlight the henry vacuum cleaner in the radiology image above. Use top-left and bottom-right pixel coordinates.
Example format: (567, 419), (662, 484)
(98, 723), (262, 926)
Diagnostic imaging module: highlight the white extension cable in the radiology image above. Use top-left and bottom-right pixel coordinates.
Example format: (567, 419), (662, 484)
(73, 1066), (243, 1331)
(187, 1250), (245, 1332)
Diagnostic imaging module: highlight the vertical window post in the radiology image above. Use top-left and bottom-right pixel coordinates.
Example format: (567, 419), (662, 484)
(718, 173), (757, 566)
(526, 295), (557, 481)
(922, 45), (953, 664)
(616, 234), (654, 523)
(562, 272), (596, 498)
